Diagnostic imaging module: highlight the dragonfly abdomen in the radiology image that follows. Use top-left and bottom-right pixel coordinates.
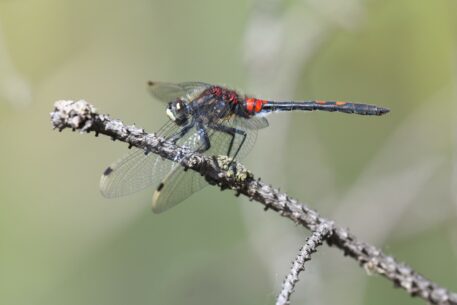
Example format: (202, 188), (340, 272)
(261, 100), (389, 116)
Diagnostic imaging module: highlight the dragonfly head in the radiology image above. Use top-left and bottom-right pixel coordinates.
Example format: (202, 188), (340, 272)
(166, 99), (189, 126)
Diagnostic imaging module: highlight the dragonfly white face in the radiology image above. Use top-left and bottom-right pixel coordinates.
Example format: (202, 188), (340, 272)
(166, 108), (175, 121)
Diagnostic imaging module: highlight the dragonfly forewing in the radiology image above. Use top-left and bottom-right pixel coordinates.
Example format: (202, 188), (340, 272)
(148, 81), (211, 104)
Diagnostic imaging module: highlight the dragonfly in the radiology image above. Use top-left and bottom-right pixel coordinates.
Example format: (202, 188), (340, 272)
(100, 81), (389, 213)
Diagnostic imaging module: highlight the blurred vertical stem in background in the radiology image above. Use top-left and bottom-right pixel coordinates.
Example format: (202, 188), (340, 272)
(243, 0), (369, 304)
(0, 23), (31, 108)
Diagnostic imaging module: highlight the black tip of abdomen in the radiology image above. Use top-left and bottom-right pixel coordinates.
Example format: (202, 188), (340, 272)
(377, 107), (390, 115)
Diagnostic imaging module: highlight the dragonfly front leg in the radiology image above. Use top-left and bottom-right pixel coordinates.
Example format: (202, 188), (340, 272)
(167, 120), (195, 144)
(208, 123), (247, 160)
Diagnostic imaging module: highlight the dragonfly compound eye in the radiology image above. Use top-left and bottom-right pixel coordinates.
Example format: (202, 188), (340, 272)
(166, 99), (188, 125)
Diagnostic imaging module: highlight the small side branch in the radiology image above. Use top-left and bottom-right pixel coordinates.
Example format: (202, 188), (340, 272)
(50, 100), (457, 305)
(276, 222), (333, 305)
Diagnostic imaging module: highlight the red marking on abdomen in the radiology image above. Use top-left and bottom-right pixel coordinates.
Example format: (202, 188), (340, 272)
(254, 99), (266, 112)
(245, 98), (266, 113)
(245, 98), (255, 112)
(335, 101), (347, 106)
(316, 100), (326, 104)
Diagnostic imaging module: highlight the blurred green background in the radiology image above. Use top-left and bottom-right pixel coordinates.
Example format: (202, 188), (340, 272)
(1, 0), (457, 304)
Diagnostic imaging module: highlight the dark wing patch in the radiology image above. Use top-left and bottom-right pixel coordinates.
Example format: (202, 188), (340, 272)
(103, 166), (113, 176)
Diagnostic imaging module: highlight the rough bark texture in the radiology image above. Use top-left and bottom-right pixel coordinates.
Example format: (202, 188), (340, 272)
(51, 100), (457, 305)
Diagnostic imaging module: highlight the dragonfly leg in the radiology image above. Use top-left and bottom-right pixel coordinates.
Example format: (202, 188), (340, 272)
(209, 124), (247, 160)
(196, 123), (210, 152)
(167, 120), (195, 144)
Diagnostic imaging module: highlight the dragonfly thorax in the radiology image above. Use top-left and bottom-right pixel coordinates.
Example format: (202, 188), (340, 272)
(166, 99), (189, 126)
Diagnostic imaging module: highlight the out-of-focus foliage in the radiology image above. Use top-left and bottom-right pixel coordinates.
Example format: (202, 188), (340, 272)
(0, 0), (456, 304)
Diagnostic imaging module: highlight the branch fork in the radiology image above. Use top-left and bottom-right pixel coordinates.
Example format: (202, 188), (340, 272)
(51, 100), (457, 305)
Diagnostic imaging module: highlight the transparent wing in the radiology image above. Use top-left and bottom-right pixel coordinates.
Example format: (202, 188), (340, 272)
(152, 167), (207, 213)
(100, 148), (177, 198)
(101, 110), (267, 212)
(147, 81), (211, 103)
(151, 116), (264, 213)
(233, 116), (269, 130)
(100, 119), (201, 198)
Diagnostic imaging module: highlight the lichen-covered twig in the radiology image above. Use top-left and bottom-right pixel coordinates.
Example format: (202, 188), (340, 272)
(276, 223), (333, 305)
(50, 100), (457, 305)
